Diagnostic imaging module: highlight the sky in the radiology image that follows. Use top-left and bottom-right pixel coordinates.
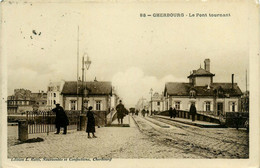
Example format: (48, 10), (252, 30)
(2, 1), (249, 108)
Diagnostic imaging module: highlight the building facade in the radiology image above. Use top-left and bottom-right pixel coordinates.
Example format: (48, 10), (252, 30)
(164, 59), (242, 116)
(150, 92), (164, 112)
(61, 80), (113, 112)
(7, 89), (47, 114)
(46, 81), (65, 109)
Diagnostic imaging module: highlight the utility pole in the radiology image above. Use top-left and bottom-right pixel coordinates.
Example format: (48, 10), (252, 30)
(76, 26), (79, 110)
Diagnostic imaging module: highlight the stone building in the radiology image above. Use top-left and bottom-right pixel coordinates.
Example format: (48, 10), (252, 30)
(46, 81), (65, 109)
(150, 92), (164, 112)
(61, 80), (113, 112)
(7, 89), (47, 114)
(163, 59), (243, 116)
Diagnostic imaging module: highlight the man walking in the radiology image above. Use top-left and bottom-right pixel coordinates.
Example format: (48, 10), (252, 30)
(189, 104), (197, 122)
(116, 100), (125, 124)
(52, 103), (69, 134)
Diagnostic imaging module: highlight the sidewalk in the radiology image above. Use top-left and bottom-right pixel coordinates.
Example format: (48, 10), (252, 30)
(153, 115), (224, 128)
(8, 116), (200, 158)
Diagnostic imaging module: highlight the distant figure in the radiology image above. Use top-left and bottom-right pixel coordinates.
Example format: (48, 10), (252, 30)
(173, 108), (177, 118)
(135, 110), (139, 116)
(141, 109), (146, 117)
(146, 110), (149, 116)
(235, 113), (242, 130)
(52, 103), (69, 135)
(189, 104), (197, 122)
(153, 110), (156, 115)
(116, 100), (125, 124)
(169, 107), (173, 118)
(86, 106), (97, 138)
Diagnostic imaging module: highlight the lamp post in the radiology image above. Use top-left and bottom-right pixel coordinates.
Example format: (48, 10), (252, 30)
(81, 54), (91, 114)
(150, 88), (153, 116)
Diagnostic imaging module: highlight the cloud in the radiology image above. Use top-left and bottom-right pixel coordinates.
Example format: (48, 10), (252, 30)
(112, 67), (186, 108)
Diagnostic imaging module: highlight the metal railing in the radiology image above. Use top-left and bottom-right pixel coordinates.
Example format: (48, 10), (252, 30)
(26, 111), (80, 134)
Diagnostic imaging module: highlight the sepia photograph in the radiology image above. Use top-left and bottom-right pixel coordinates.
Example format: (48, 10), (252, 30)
(0, 0), (259, 167)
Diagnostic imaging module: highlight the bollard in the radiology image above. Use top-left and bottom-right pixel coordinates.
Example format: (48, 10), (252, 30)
(18, 120), (28, 141)
(79, 115), (86, 131)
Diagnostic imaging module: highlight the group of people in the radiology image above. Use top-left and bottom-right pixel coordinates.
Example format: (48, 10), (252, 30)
(52, 101), (198, 137)
(52, 103), (97, 138)
(168, 104), (197, 122)
(52, 100), (128, 138)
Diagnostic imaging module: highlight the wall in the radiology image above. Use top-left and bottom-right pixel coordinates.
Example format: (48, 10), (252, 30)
(195, 76), (211, 86)
(63, 95), (110, 111)
(170, 96), (240, 113)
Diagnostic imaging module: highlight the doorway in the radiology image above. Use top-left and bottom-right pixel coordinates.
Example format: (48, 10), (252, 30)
(217, 102), (223, 116)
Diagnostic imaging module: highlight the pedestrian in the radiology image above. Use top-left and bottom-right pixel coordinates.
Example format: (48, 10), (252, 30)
(116, 100), (125, 124)
(135, 110), (139, 116)
(169, 107), (173, 118)
(52, 103), (69, 135)
(86, 106), (97, 138)
(141, 109), (146, 117)
(189, 104), (197, 122)
(173, 107), (177, 118)
(235, 113), (242, 130)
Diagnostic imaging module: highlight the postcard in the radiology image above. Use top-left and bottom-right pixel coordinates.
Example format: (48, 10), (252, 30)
(0, 0), (259, 167)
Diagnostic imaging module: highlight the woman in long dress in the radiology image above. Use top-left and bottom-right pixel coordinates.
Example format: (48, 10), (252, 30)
(86, 106), (97, 138)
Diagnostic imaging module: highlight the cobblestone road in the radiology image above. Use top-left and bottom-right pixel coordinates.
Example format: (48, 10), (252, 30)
(134, 116), (249, 158)
(7, 115), (249, 159)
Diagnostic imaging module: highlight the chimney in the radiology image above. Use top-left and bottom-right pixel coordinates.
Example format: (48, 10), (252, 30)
(204, 59), (210, 72)
(232, 74), (234, 89)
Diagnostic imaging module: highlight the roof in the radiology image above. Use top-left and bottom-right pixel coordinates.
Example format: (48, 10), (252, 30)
(61, 81), (112, 96)
(188, 68), (215, 78)
(164, 82), (242, 97)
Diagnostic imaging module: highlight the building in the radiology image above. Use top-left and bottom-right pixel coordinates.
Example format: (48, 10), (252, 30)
(163, 59), (243, 116)
(7, 89), (47, 114)
(46, 81), (65, 109)
(61, 80), (113, 112)
(150, 92), (164, 112)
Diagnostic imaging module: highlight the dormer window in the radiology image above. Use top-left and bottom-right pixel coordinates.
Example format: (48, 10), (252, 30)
(190, 90), (196, 98)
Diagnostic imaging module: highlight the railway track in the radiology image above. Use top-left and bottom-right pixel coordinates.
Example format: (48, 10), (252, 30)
(131, 115), (249, 158)
(151, 116), (248, 147)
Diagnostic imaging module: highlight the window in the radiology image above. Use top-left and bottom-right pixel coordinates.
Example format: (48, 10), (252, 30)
(175, 101), (180, 110)
(230, 102), (236, 112)
(71, 100), (77, 110)
(83, 100), (88, 110)
(96, 101), (101, 111)
(157, 102), (160, 106)
(190, 90), (196, 98)
(54, 93), (56, 97)
(206, 101), (211, 111)
(53, 100), (56, 104)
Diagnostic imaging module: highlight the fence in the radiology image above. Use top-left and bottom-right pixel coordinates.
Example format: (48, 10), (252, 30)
(26, 110), (80, 134)
(158, 110), (249, 127)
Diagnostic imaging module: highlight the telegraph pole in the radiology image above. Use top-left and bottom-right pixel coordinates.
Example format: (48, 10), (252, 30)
(76, 26), (79, 110)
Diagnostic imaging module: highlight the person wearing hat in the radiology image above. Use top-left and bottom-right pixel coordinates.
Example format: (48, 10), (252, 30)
(116, 100), (125, 124)
(52, 103), (69, 134)
(86, 106), (97, 138)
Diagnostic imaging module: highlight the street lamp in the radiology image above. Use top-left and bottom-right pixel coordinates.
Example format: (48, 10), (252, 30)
(81, 54), (91, 114)
(150, 88), (153, 116)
